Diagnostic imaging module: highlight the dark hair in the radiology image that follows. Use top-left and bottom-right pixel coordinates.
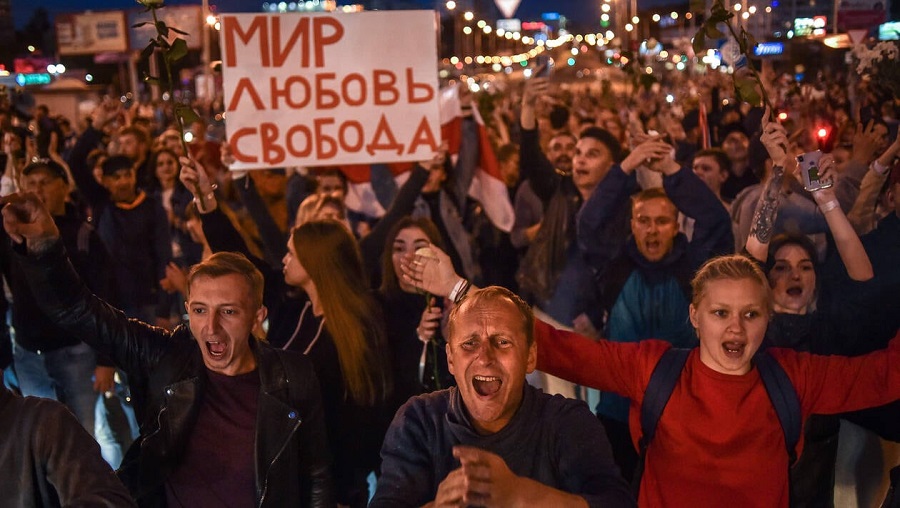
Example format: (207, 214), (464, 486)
(380, 217), (445, 295)
(148, 148), (182, 189)
(313, 168), (348, 194)
(447, 286), (535, 346)
(101, 155), (135, 176)
(87, 149), (108, 171)
(549, 105), (570, 130)
(693, 148), (732, 175)
(23, 159), (68, 184)
(118, 126), (150, 147)
(578, 126), (623, 163)
(549, 131), (576, 145)
(766, 233), (819, 274)
(718, 122), (748, 143)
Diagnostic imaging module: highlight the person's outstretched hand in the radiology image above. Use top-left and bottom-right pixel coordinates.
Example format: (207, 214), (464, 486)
(399, 244), (461, 298)
(760, 107), (793, 171)
(1, 193), (60, 253)
(179, 156), (218, 213)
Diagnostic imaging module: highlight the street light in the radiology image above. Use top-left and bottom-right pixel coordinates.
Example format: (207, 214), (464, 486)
(445, 0), (456, 10)
(463, 11), (474, 21)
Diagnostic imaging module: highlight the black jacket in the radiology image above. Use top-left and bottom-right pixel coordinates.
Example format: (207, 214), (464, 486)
(0, 202), (114, 361)
(0, 385), (136, 508)
(14, 240), (333, 508)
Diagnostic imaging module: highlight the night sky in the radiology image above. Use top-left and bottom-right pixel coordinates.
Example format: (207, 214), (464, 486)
(17, 0), (622, 30)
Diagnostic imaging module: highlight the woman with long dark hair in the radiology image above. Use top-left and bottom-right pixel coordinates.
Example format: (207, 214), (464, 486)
(378, 217), (456, 410)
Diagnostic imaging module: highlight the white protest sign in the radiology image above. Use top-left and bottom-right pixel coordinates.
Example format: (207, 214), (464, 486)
(220, 11), (440, 170)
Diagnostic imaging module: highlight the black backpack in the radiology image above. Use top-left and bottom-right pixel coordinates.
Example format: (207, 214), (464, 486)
(632, 348), (802, 496)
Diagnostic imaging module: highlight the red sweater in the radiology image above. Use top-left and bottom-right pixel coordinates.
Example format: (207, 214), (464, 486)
(534, 320), (900, 508)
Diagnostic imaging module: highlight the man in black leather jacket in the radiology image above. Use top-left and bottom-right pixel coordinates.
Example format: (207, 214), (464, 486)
(0, 380), (137, 508)
(2, 193), (333, 508)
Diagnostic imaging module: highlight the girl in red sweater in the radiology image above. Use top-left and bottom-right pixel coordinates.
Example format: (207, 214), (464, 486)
(402, 250), (900, 507)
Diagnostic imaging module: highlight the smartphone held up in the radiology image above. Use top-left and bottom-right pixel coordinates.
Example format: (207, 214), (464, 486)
(796, 150), (833, 192)
(532, 55), (553, 79)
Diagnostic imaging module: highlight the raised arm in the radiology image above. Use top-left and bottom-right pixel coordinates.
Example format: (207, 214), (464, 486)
(533, 318), (669, 400)
(835, 121), (893, 212)
(775, 331), (900, 416)
(577, 140), (667, 270)
(360, 161), (433, 282)
(2, 193), (171, 381)
(519, 79), (559, 204)
(232, 172), (289, 269)
(847, 129), (900, 234)
(664, 166), (734, 259)
(807, 158), (873, 281)
(66, 99), (129, 205)
(745, 115), (791, 262)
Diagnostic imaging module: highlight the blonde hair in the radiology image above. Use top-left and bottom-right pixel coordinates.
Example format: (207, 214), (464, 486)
(291, 220), (391, 406)
(295, 193), (346, 227)
(447, 286), (534, 346)
(187, 251), (264, 309)
(691, 254), (773, 312)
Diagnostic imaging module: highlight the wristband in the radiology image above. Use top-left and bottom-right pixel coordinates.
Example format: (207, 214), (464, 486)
(451, 279), (471, 305)
(872, 160), (891, 176)
(192, 183), (218, 205)
(819, 200), (839, 214)
(448, 278), (466, 302)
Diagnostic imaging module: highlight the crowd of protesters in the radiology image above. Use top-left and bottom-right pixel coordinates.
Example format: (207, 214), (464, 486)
(1, 49), (899, 507)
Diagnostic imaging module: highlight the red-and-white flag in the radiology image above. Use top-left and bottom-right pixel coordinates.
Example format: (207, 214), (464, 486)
(338, 163), (413, 218)
(699, 101), (711, 150)
(439, 86), (515, 233)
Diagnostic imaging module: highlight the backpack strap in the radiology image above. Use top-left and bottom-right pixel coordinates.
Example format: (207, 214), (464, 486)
(633, 347), (692, 495)
(755, 351), (802, 465)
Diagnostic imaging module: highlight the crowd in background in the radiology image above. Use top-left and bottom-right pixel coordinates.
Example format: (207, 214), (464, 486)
(1, 51), (900, 507)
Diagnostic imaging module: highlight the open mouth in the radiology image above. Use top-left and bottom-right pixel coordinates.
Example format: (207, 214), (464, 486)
(473, 375), (501, 396)
(206, 341), (226, 359)
(786, 286), (803, 297)
(722, 341), (745, 358)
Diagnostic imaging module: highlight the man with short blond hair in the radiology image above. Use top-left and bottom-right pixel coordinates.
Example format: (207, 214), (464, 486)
(2, 193), (333, 507)
(577, 138), (734, 479)
(371, 286), (633, 508)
